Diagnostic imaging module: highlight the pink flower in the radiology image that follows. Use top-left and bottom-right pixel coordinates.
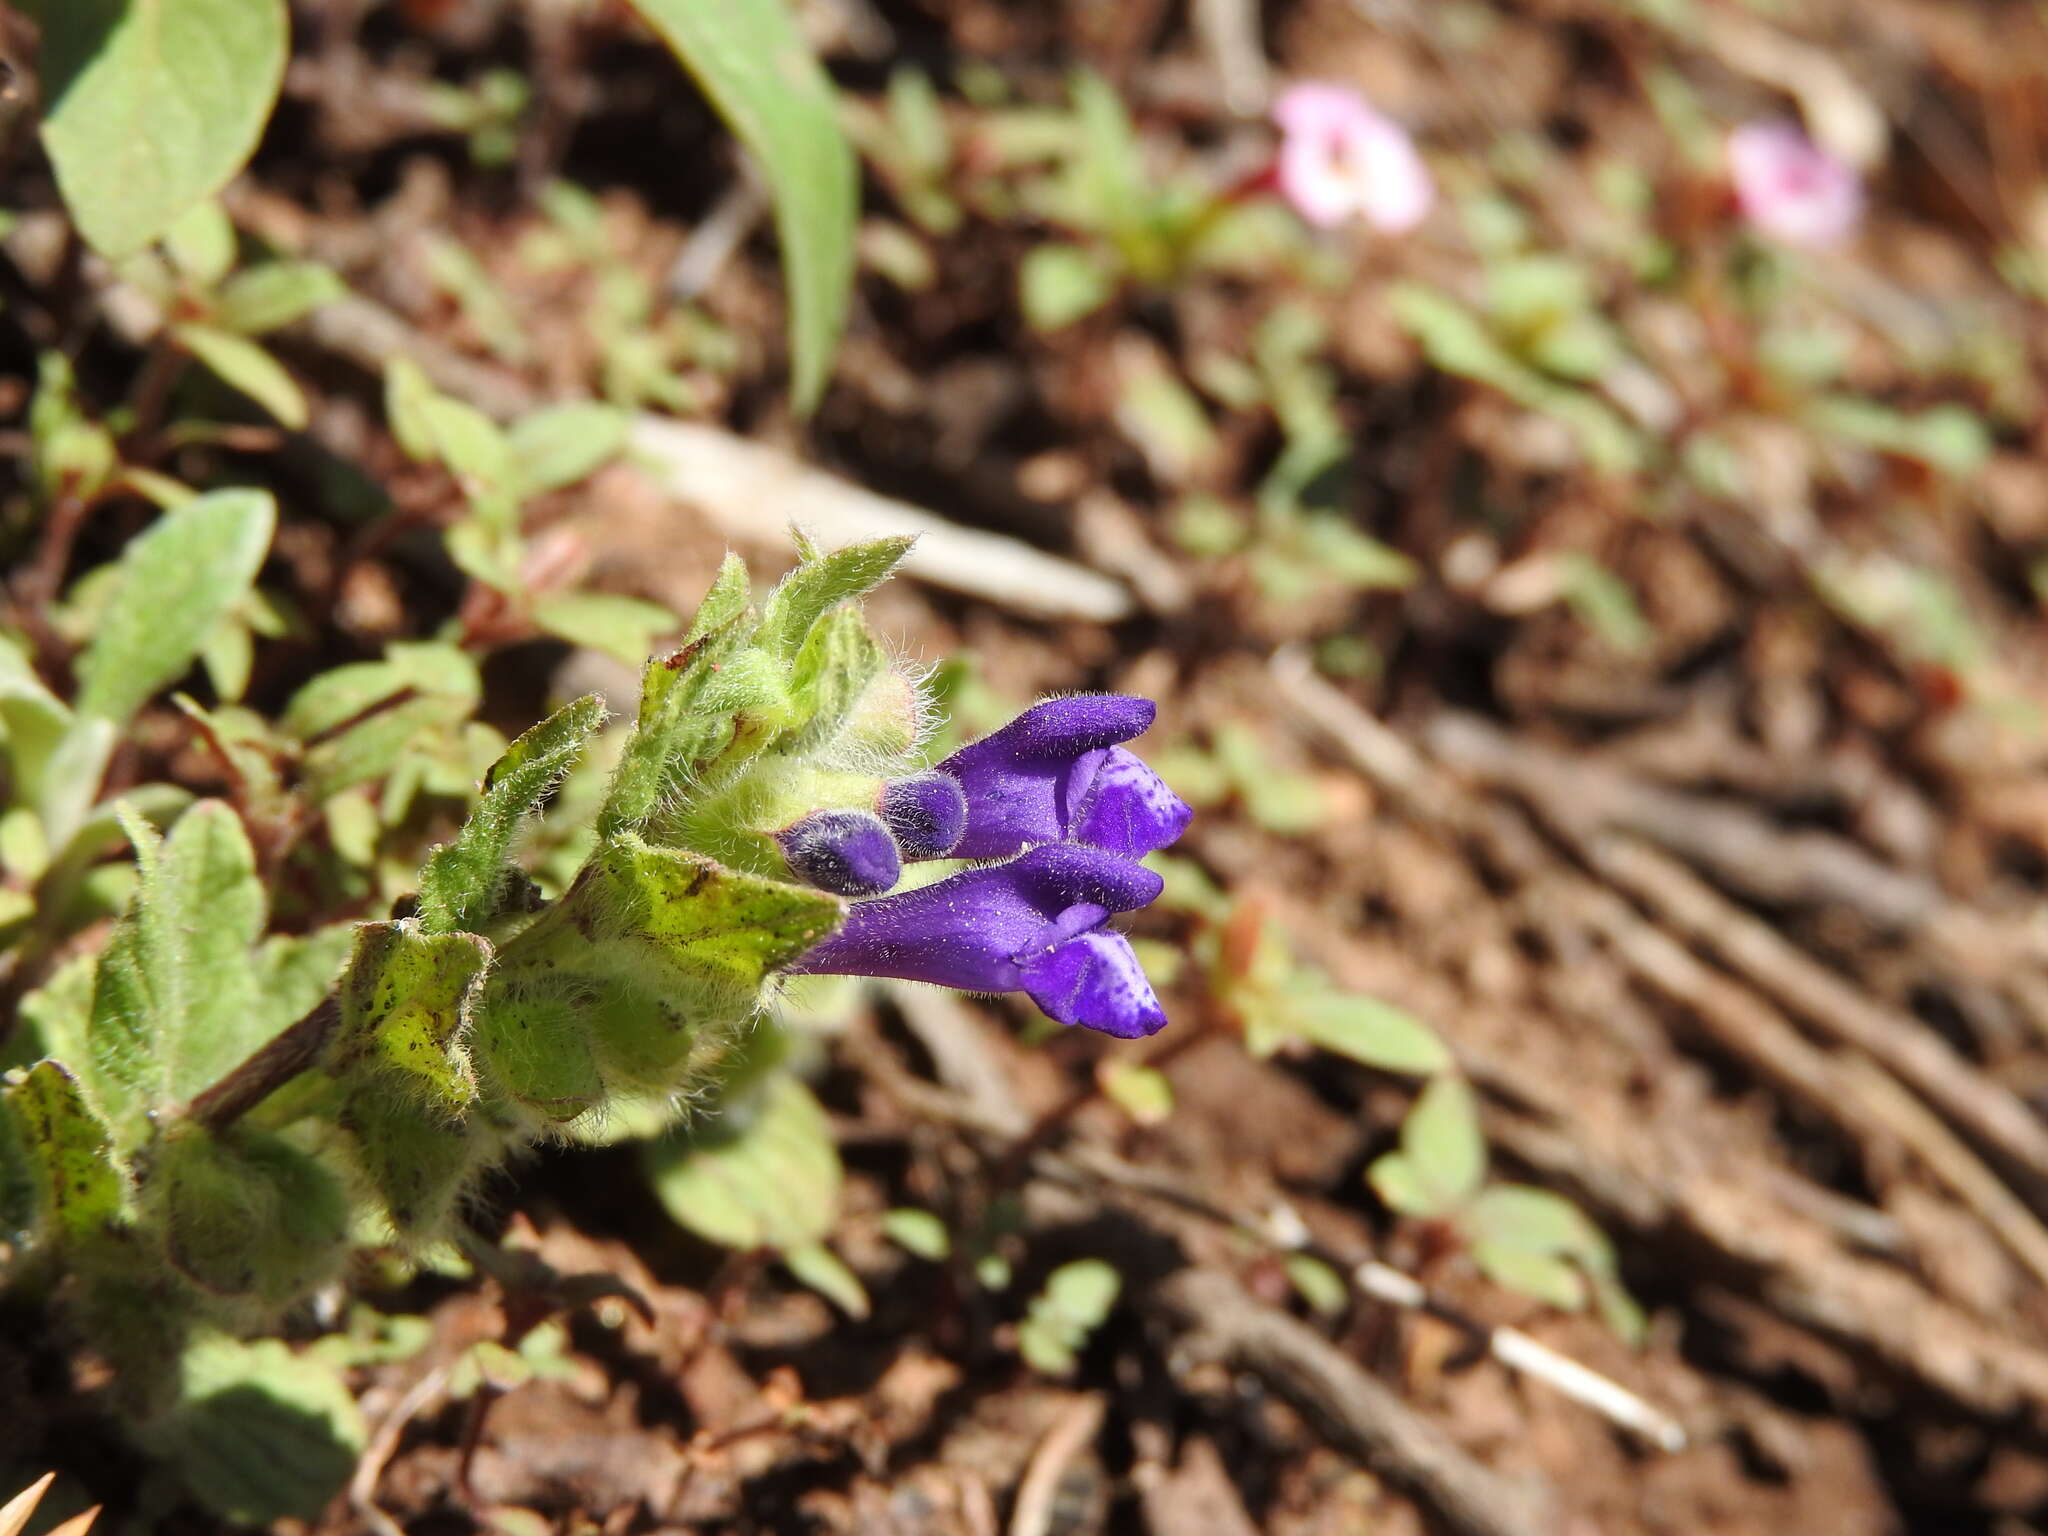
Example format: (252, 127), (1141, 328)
(1272, 82), (1433, 234)
(1727, 121), (1863, 248)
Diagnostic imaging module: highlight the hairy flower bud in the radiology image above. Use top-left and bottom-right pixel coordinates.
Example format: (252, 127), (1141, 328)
(878, 773), (968, 859)
(775, 809), (902, 896)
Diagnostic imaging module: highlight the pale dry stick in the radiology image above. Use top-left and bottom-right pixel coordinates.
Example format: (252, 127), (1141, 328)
(1192, 0), (1271, 115)
(628, 417), (1136, 624)
(1008, 1394), (1108, 1536)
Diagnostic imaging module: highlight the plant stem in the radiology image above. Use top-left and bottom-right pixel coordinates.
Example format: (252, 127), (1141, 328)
(186, 994), (340, 1132)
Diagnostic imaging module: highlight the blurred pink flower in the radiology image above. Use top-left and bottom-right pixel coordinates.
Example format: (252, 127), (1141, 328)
(1727, 121), (1863, 248)
(1272, 81), (1433, 233)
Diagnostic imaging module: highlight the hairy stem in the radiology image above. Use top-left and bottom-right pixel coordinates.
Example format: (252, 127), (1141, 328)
(186, 994), (340, 1132)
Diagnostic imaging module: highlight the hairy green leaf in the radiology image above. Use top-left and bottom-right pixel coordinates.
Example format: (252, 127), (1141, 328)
(416, 695), (607, 936)
(33, 0), (289, 258)
(330, 922), (492, 1115)
(757, 537), (914, 658)
(155, 1122), (348, 1301)
(622, 0), (857, 413)
(86, 801), (267, 1145)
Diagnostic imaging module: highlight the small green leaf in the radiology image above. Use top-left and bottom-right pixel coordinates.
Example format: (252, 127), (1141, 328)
(33, 0), (290, 258)
(213, 260), (346, 335)
(29, 351), (117, 503)
(1097, 1059), (1174, 1126)
(1398, 1074), (1486, 1211)
(73, 488), (275, 728)
(416, 695), (607, 935)
(1294, 994), (1451, 1076)
(507, 402), (630, 494)
(881, 1207), (950, 1260)
(643, 1073), (841, 1251)
(1365, 1152), (1438, 1218)
(1285, 1252), (1350, 1318)
(163, 199), (238, 286)
(1018, 1257), (1120, 1375)
(1469, 1242), (1586, 1311)
(783, 1240), (869, 1317)
(622, 0), (857, 413)
(143, 1334), (366, 1525)
(531, 592), (675, 665)
(1020, 243), (1115, 331)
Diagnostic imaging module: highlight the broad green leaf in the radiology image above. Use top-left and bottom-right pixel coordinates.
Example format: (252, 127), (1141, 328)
(415, 694), (608, 935)
(757, 537), (915, 658)
(783, 1240), (869, 1317)
(1, 1059), (125, 1244)
(644, 1073), (841, 1250)
(1294, 994), (1450, 1076)
(1464, 1184), (1605, 1260)
(1364, 1151), (1438, 1218)
(34, 0), (290, 259)
(1469, 1242), (1585, 1311)
(213, 260), (347, 335)
(623, 0), (857, 413)
(142, 1334), (366, 1525)
(1397, 1074), (1486, 1211)
(507, 402), (629, 494)
(73, 488), (275, 728)
(531, 592), (675, 665)
(86, 801), (267, 1145)
(1020, 243), (1115, 332)
(154, 1122), (348, 1300)
(176, 322), (308, 427)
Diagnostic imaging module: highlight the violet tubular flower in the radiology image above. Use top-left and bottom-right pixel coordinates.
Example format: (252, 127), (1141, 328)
(790, 842), (1170, 1038)
(933, 695), (1192, 862)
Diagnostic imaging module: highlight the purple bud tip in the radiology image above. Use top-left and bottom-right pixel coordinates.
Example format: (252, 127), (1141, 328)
(775, 810), (902, 897)
(879, 774), (969, 860)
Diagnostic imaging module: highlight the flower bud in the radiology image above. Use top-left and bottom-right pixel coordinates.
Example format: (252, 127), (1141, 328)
(879, 773), (968, 860)
(775, 809), (902, 896)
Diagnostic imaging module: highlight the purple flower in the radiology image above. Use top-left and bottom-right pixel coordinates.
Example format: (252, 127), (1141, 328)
(790, 842), (1169, 1038)
(878, 773), (968, 859)
(933, 696), (1192, 862)
(776, 810), (901, 896)
(1727, 121), (1862, 248)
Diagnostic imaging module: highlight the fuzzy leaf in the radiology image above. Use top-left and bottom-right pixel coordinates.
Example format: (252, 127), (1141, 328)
(644, 1073), (840, 1250)
(330, 922), (492, 1115)
(504, 838), (840, 1091)
(416, 695), (607, 935)
(142, 1334), (366, 1525)
(33, 0), (289, 258)
(173, 324), (308, 428)
(74, 489), (275, 728)
(622, 0), (856, 413)
(782, 604), (891, 754)
(1, 1059), (125, 1245)
(155, 1122), (348, 1301)
(86, 801), (267, 1145)
(757, 538), (914, 659)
